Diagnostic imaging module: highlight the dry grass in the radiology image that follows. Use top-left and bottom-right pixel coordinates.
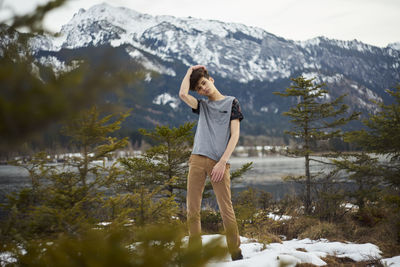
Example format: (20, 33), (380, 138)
(268, 208), (400, 257)
(299, 221), (344, 241)
(244, 211), (399, 261)
(278, 216), (320, 240)
(334, 211), (400, 257)
(201, 195), (400, 260)
(240, 217), (283, 245)
(248, 230), (282, 245)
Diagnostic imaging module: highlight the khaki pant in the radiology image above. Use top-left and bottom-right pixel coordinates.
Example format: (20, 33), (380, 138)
(186, 154), (241, 255)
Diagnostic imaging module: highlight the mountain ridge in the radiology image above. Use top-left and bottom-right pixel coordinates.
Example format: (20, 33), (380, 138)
(24, 3), (400, 135)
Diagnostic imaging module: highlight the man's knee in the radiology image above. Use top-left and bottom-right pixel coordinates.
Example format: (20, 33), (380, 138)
(187, 210), (200, 222)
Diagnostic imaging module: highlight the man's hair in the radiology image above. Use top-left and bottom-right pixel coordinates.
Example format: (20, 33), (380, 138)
(189, 68), (210, 91)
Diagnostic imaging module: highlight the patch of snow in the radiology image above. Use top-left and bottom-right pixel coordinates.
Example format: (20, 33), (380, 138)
(153, 93), (180, 109)
(127, 49), (176, 76)
(281, 238), (381, 262)
(300, 72), (342, 100)
(31, 33), (68, 52)
(364, 88), (380, 102)
(30, 62), (41, 81)
(38, 56), (80, 76)
(303, 61), (321, 69)
(97, 222), (111, 226)
(0, 245), (26, 265)
(387, 42), (400, 51)
(267, 213), (292, 221)
(0, 252), (17, 265)
(324, 74), (343, 84)
(298, 36), (378, 53)
(302, 72), (319, 82)
(340, 203), (359, 211)
(144, 72), (152, 82)
(381, 255), (400, 266)
(204, 235), (383, 266)
(301, 72), (343, 85)
(297, 37), (322, 48)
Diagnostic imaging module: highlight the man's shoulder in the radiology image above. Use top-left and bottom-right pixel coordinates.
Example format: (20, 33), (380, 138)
(226, 96), (236, 104)
(205, 95), (235, 103)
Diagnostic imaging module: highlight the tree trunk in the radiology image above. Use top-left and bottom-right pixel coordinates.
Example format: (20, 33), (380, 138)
(140, 187), (144, 226)
(305, 153), (311, 214)
(304, 120), (311, 215)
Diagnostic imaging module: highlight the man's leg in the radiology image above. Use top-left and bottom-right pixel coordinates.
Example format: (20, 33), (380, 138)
(206, 158), (241, 259)
(187, 155), (207, 248)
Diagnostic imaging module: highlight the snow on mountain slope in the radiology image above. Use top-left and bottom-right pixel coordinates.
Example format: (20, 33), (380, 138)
(152, 93), (179, 109)
(387, 42), (400, 51)
(298, 36), (379, 53)
(25, 2), (400, 120)
(31, 2), (399, 89)
(31, 3), (295, 82)
(2, 1), (398, 134)
(60, 4), (266, 48)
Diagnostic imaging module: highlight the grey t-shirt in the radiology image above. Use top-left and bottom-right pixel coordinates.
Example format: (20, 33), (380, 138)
(191, 96), (235, 162)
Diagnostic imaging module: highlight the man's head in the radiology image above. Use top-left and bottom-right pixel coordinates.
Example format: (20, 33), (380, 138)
(189, 68), (215, 96)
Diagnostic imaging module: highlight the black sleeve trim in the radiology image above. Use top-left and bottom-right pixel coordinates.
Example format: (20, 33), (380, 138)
(192, 99), (200, 114)
(230, 98), (244, 121)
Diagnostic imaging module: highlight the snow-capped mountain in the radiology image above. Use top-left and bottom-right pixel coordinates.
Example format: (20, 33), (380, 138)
(33, 3), (399, 83)
(26, 3), (400, 135)
(387, 42), (400, 51)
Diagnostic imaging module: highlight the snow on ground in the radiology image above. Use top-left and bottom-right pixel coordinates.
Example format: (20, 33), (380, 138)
(0, 252), (17, 265)
(199, 234), (393, 267)
(267, 213), (292, 221)
(382, 256), (400, 266)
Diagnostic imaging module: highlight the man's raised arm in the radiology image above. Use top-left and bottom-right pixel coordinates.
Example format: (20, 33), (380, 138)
(179, 65), (204, 109)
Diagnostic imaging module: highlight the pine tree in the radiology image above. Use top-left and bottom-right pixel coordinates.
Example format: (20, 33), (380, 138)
(118, 123), (195, 206)
(233, 187), (259, 231)
(344, 85), (400, 238)
(2, 107), (131, 238)
(61, 106), (130, 189)
(346, 85), (400, 188)
(274, 76), (359, 214)
(331, 153), (382, 211)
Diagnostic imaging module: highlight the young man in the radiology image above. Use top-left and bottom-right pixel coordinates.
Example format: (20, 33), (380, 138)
(179, 65), (244, 261)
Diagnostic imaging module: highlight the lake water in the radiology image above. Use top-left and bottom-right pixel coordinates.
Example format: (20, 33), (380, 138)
(228, 155), (330, 199)
(0, 155), (330, 205)
(230, 155), (313, 185)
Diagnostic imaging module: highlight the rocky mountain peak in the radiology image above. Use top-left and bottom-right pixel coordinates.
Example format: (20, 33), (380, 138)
(24, 3), (400, 133)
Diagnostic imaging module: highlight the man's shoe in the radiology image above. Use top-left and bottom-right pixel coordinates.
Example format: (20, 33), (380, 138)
(231, 250), (243, 261)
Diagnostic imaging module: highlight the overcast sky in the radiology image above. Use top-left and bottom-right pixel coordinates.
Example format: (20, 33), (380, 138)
(1, 0), (399, 47)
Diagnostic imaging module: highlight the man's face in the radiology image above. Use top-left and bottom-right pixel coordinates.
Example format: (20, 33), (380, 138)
(195, 77), (215, 96)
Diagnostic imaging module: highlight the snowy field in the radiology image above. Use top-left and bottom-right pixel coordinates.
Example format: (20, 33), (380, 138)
(198, 235), (400, 267)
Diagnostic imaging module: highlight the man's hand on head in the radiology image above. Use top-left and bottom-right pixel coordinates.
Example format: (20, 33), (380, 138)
(189, 65), (206, 73)
(211, 160), (227, 183)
